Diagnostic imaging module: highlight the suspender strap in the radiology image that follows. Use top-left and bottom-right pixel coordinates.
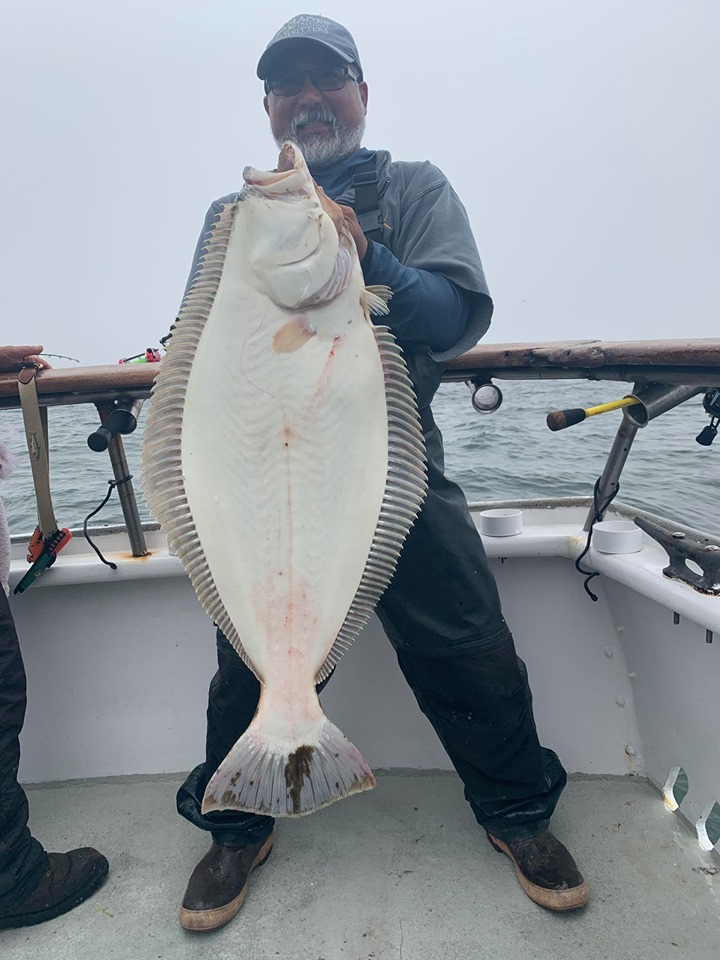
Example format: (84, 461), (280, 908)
(14, 364), (72, 593)
(351, 156), (384, 242)
(17, 364), (58, 537)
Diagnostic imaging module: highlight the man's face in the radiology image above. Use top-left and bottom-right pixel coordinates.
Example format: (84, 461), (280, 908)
(263, 43), (369, 170)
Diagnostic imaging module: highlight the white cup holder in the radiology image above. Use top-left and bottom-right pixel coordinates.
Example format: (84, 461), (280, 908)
(479, 509), (524, 537)
(592, 520), (643, 554)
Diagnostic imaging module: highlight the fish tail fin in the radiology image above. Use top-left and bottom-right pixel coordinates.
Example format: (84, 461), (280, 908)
(201, 716), (376, 818)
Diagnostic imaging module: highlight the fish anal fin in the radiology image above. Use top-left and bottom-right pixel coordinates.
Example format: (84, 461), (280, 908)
(272, 315), (316, 353)
(362, 285), (393, 317)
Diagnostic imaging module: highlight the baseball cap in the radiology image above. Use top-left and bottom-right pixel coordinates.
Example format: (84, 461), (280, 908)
(257, 15), (363, 81)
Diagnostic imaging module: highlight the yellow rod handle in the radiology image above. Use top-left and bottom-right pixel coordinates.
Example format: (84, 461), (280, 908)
(584, 396), (639, 418)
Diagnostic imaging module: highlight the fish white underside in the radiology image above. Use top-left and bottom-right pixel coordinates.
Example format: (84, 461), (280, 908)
(142, 186), (426, 816)
(183, 274), (387, 700)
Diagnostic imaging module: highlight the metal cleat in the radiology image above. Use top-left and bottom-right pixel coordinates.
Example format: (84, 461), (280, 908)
(634, 516), (720, 595)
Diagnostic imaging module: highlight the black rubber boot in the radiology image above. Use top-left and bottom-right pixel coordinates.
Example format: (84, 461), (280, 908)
(179, 834), (274, 931)
(0, 848), (109, 929)
(487, 831), (589, 911)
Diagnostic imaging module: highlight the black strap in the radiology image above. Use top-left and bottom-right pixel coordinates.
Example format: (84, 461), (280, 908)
(351, 156), (383, 242)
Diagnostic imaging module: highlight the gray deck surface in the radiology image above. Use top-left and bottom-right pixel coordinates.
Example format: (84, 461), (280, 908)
(2, 773), (719, 960)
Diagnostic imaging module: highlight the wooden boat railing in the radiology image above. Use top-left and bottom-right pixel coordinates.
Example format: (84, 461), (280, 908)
(444, 338), (720, 385)
(1, 339), (719, 410)
(1, 339), (719, 559)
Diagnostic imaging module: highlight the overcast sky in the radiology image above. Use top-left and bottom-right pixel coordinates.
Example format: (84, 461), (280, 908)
(1, 1), (717, 366)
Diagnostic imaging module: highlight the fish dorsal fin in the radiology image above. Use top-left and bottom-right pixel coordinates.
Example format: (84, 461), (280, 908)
(141, 203), (256, 674)
(315, 326), (427, 682)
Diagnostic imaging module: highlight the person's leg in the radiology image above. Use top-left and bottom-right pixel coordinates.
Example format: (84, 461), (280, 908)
(177, 632), (275, 850)
(376, 416), (586, 909)
(177, 632), (275, 930)
(389, 633), (567, 841)
(0, 590), (47, 909)
(0, 590), (108, 929)
(177, 631), (332, 930)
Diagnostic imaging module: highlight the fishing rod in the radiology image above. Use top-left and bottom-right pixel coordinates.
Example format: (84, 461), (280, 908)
(118, 347), (162, 364)
(546, 396), (640, 431)
(39, 353), (80, 363)
(548, 386), (720, 447)
(38, 347), (163, 365)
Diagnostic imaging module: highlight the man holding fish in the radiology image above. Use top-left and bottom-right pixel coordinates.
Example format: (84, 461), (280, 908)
(170, 14), (588, 930)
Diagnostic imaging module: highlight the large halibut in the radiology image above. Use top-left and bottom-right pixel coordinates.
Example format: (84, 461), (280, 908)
(141, 142), (426, 817)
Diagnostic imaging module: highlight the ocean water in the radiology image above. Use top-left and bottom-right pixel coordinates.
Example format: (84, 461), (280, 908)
(1, 379), (718, 538)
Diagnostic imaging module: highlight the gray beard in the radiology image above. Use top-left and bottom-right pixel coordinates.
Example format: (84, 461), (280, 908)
(275, 107), (366, 170)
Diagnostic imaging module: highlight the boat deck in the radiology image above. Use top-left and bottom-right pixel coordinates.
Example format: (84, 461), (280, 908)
(3, 772), (719, 960)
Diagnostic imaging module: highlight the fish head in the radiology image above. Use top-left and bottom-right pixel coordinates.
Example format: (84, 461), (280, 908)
(275, 141), (353, 246)
(241, 142), (356, 310)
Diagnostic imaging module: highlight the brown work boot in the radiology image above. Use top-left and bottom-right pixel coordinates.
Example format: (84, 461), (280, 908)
(179, 834), (274, 931)
(487, 831), (589, 911)
(0, 848), (109, 929)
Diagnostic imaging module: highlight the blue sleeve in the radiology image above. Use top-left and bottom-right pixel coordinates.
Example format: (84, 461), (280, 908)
(360, 240), (471, 353)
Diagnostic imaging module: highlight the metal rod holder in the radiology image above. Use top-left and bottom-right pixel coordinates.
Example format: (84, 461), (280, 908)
(583, 417), (639, 531)
(621, 383), (706, 428)
(95, 401), (148, 557)
(583, 382), (707, 532)
(107, 434), (148, 557)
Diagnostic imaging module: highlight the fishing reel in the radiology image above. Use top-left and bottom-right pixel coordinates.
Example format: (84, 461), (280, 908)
(119, 347), (162, 364)
(696, 388), (720, 447)
(466, 379), (503, 414)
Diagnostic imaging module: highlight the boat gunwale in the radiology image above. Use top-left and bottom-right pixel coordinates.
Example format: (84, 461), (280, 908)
(1, 338), (719, 409)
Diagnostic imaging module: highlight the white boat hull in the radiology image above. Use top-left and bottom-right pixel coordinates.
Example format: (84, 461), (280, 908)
(9, 502), (720, 852)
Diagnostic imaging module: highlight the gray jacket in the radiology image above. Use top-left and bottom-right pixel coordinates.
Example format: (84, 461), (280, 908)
(333, 150), (493, 364)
